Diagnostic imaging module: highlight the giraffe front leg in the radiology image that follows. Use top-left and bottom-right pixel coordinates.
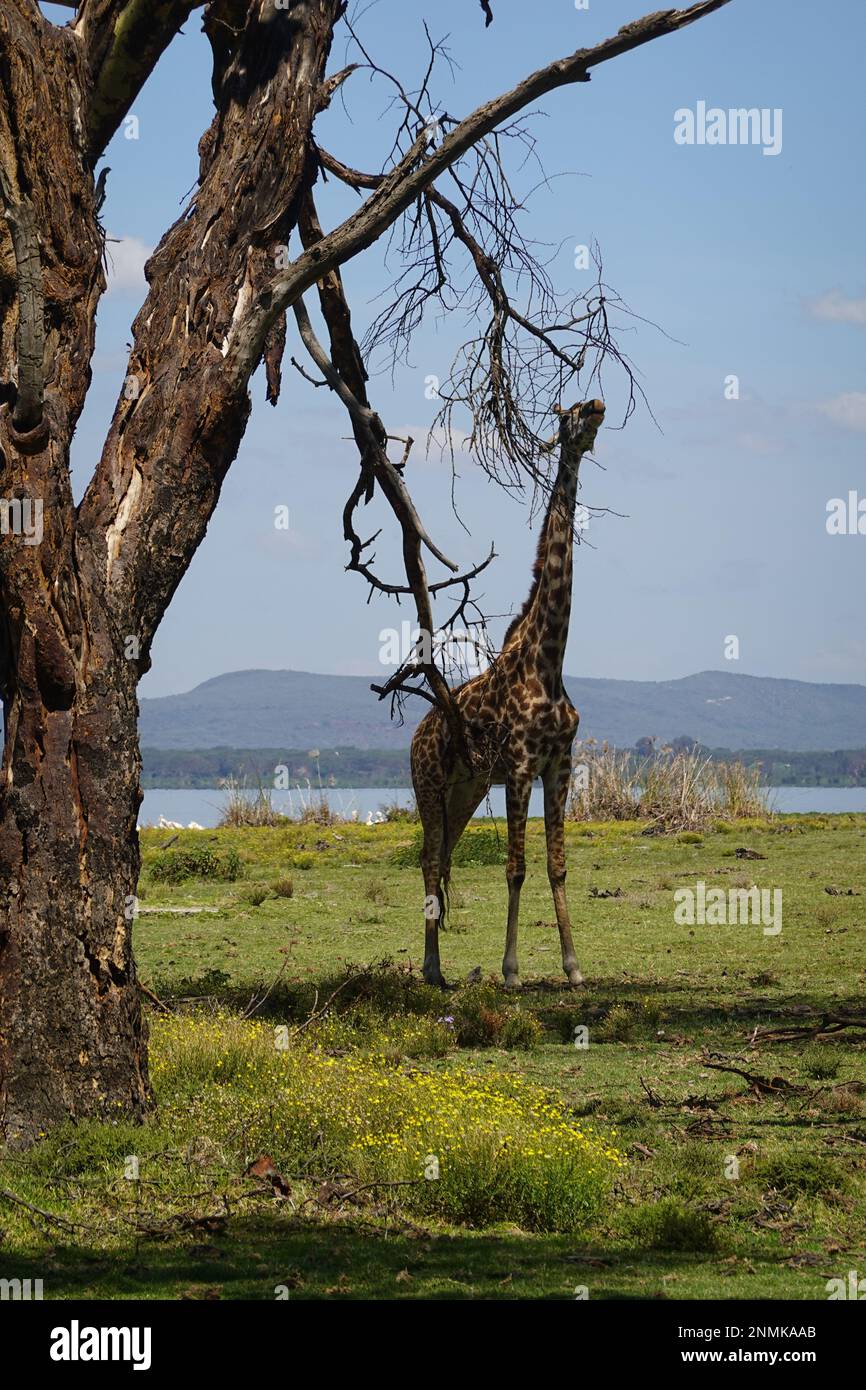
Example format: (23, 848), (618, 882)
(502, 776), (531, 990)
(417, 793), (449, 987)
(543, 755), (585, 988)
(421, 848), (447, 988)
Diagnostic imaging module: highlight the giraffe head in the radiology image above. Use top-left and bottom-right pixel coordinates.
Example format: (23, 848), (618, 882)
(557, 398), (605, 457)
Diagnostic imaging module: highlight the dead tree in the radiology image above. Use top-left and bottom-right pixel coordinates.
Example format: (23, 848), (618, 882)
(0, 0), (731, 1146)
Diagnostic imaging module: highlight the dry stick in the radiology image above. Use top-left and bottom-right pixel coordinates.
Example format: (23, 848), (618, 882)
(639, 1076), (664, 1107)
(241, 955), (292, 1020)
(700, 1055), (801, 1096)
(317, 149), (598, 379)
(797, 1080), (866, 1114)
(751, 1015), (866, 1045)
(293, 1177), (429, 1237)
(139, 981), (173, 1013)
(321, 1178), (422, 1204)
(290, 969), (369, 1038)
(0, 1186), (82, 1233)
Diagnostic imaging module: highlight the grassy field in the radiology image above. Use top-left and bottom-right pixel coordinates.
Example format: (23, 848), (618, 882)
(1, 813), (864, 1301)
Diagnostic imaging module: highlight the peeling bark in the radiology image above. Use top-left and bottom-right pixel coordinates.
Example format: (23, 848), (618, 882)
(0, 0), (341, 1147)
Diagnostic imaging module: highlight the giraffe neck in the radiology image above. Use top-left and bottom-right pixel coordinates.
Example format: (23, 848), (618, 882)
(502, 442), (582, 680)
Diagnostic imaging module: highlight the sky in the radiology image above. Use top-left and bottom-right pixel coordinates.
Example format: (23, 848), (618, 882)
(44, 0), (866, 698)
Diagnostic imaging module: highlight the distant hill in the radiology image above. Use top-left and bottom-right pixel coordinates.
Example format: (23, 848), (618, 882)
(137, 668), (866, 753)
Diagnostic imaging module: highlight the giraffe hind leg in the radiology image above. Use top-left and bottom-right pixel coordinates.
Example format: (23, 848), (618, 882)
(420, 781), (489, 986)
(543, 753), (584, 987)
(417, 780), (449, 988)
(502, 774), (531, 990)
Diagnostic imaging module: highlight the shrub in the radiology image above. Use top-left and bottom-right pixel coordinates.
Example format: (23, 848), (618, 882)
(760, 1152), (842, 1197)
(273, 877), (294, 898)
(379, 798), (419, 823)
(393, 826), (506, 868)
(149, 845), (242, 883)
(219, 779), (286, 828)
(595, 1003), (637, 1043)
(19, 1118), (163, 1178)
(306, 962), (444, 1022)
(627, 1198), (719, 1252)
(500, 1010), (543, 1050)
(389, 1015), (456, 1060)
(450, 982), (541, 1049)
(151, 1012), (622, 1232)
(363, 880), (388, 905)
(567, 741), (770, 831)
(296, 795), (342, 826)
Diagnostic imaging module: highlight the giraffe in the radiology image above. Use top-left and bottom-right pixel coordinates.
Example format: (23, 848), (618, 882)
(410, 398), (605, 989)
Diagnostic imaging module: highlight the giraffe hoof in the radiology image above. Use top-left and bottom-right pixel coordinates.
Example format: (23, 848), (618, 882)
(566, 969), (586, 988)
(503, 973), (521, 992)
(423, 972), (451, 990)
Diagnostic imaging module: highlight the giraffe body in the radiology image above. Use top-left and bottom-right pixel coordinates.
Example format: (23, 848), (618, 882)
(410, 399), (605, 988)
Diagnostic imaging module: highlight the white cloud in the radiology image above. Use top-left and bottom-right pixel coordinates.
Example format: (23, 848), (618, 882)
(805, 288), (866, 326)
(104, 234), (151, 296)
(817, 391), (866, 432)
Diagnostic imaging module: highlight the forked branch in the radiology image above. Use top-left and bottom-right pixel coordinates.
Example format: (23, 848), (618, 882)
(225, 1), (732, 382)
(292, 194), (498, 761)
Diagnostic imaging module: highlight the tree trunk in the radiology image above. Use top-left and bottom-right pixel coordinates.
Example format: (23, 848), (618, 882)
(0, 1), (146, 1147)
(0, 629), (148, 1147)
(0, 0), (340, 1145)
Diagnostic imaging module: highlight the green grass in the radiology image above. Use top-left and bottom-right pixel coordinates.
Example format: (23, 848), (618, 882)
(1, 814), (865, 1300)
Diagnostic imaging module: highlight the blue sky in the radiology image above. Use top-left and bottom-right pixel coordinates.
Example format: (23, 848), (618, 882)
(46, 0), (866, 697)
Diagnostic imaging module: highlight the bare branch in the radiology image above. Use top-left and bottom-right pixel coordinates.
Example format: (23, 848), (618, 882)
(226, 1), (732, 378)
(317, 144), (642, 491)
(75, 0), (202, 163)
(293, 192), (502, 763)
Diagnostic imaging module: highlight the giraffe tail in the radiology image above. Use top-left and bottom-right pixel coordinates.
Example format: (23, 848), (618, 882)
(438, 794), (451, 928)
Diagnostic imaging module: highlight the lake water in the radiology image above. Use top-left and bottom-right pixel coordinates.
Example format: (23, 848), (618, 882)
(139, 784), (866, 828)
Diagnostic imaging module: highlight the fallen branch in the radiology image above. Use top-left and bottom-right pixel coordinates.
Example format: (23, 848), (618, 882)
(138, 982), (173, 1014)
(700, 1052), (801, 1097)
(750, 1015), (866, 1045)
(0, 1186), (82, 1233)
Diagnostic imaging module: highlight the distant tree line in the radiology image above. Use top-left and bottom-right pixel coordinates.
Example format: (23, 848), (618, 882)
(141, 747), (410, 790)
(631, 736), (866, 786)
(141, 741), (866, 789)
